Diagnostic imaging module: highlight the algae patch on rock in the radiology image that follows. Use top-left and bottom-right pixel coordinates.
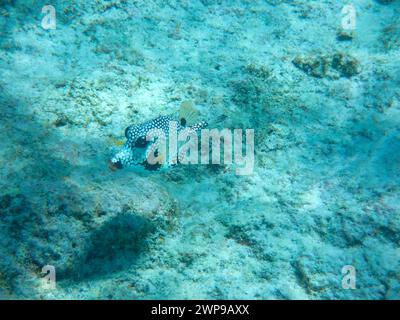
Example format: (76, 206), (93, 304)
(293, 52), (360, 79)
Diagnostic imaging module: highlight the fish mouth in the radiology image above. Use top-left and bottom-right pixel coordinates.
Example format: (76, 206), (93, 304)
(108, 160), (122, 171)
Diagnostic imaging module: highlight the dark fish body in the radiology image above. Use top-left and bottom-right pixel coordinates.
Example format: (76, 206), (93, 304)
(109, 115), (207, 171)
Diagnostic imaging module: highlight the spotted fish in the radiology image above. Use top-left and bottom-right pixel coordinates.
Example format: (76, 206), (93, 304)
(109, 102), (208, 171)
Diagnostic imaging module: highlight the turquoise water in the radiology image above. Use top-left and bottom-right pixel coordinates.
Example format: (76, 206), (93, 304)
(0, 0), (399, 299)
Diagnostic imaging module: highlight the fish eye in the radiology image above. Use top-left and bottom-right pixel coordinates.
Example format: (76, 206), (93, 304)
(134, 136), (149, 148)
(108, 160), (123, 171)
(125, 125), (136, 139)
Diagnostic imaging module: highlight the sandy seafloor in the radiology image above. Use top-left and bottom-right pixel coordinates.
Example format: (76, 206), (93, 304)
(0, 0), (399, 300)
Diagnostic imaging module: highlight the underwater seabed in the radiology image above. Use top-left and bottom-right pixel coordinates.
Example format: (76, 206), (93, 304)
(0, 0), (399, 299)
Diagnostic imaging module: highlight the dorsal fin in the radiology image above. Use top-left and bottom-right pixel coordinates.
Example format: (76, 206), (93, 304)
(179, 100), (199, 127)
